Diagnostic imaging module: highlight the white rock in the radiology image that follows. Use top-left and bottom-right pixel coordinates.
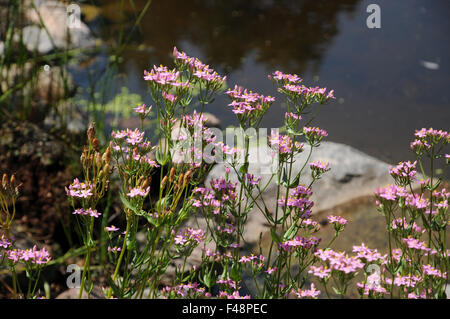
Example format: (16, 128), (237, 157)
(23, 0), (96, 54)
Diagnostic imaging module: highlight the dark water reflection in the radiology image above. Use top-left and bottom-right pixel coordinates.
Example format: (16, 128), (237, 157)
(93, 0), (449, 166)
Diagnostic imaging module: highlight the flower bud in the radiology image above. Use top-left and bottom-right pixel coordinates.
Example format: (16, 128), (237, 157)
(87, 122), (96, 142)
(10, 174), (16, 187)
(95, 152), (102, 168)
(102, 146), (111, 164)
(183, 170), (192, 187)
(161, 176), (168, 189)
(103, 164), (111, 176)
(2, 173), (8, 189)
(177, 174), (184, 189)
(92, 138), (100, 151)
(169, 167), (176, 183)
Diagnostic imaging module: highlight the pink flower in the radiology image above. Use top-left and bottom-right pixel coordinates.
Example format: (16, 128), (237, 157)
(105, 225), (120, 232)
(108, 246), (122, 253)
(389, 161), (417, 183)
(0, 235), (12, 248)
(304, 127), (328, 145)
(402, 238), (430, 252)
(133, 104), (152, 116)
(422, 264), (446, 278)
(292, 283), (321, 299)
(328, 215), (348, 225)
(268, 71), (302, 84)
(66, 178), (94, 198)
(352, 243), (386, 263)
(308, 266), (331, 279)
(162, 91), (177, 103)
(309, 160), (330, 176)
(127, 186), (150, 198)
(265, 267), (277, 275)
(73, 208), (101, 218)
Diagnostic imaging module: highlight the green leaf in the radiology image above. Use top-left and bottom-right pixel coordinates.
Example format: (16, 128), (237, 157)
(283, 223), (298, 241)
(288, 174), (301, 188)
(175, 204), (192, 225)
(202, 271), (216, 289)
(155, 148), (170, 165)
(332, 286), (342, 295)
(119, 192), (138, 214)
(107, 277), (122, 298)
(230, 263), (242, 282)
(239, 161), (249, 175)
(280, 168), (289, 187)
(264, 207), (274, 223)
(270, 228), (281, 244)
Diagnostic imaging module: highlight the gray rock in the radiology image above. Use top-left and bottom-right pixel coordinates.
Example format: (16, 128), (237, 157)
(20, 25), (54, 54)
(205, 141), (405, 246)
(23, 0), (96, 54)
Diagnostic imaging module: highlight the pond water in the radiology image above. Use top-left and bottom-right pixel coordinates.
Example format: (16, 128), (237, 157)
(85, 0), (449, 166)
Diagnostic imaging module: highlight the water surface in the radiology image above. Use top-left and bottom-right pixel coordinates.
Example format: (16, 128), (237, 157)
(89, 0), (450, 165)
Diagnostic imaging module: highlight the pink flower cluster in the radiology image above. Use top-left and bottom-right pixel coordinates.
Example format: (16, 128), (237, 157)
(303, 127), (328, 145)
(422, 264), (446, 278)
(268, 70), (302, 85)
(245, 173), (262, 186)
(352, 243), (386, 263)
(278, 82), (335, 102)
(269, 132), (304, 155)
(65, 178), (94, 198)
(402, 238), (431, 252)
(391, 218), (424, 234)
(356, 281), (388, 296)
(386, 274), (422, 288)
(315, 249), (364, 274)
(308, 265), (331, 279)
(327, 215), (348, 226)
(279, 236), (321, 252)
(218, 291), (250, 299)
(277, 185), (314, 218)
(291, 283), (321, 299)
(161, 282), (210, 298)
(112, 128), (145, 146)
(225, 85), (275, 115)
(143, 65), (190, 88)
(216, 278), (239, 290)
(191, 177), (238, 214)
(6, 246), (51, 265)
(410, 128), (449, 154)
(285, 112), (302, 121)
(126, 186), (150, 198)
(162, 91), (177, 103)
(309, 160), (330, 176)
(73, 208), (101, 218)
(174, 228), (205, 246)
(238, 254), (265, 267)
(0, 235), (12, 248)
(389, 161), (417, 185)
(173, 47), (226, 86)
(133, 104), (152, 116)
(375, 184), (407, 203)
